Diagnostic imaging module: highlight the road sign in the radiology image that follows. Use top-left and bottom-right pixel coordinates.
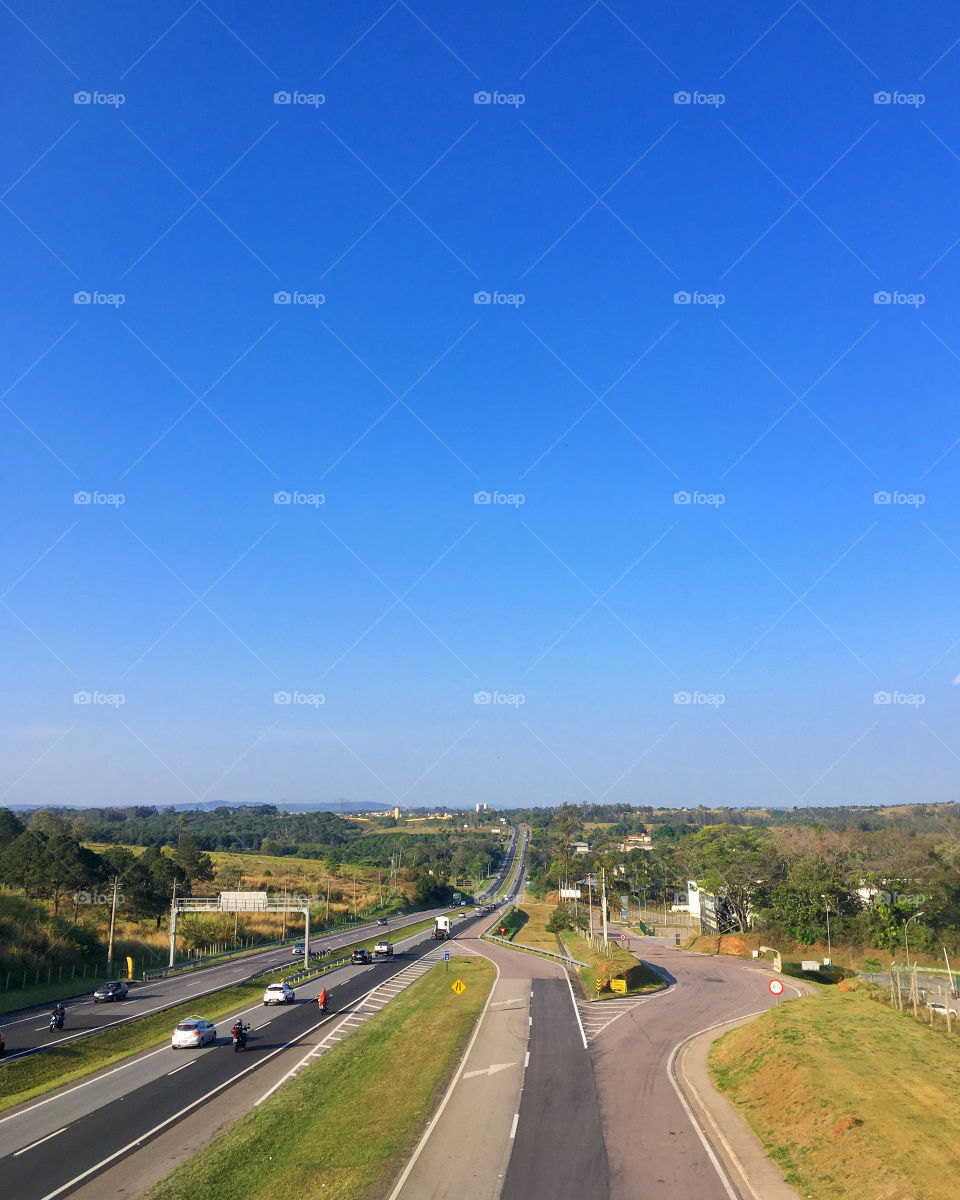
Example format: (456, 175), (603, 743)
(443, 949), (451, 961)
(595, 977), (603, 992)
(611, 979), (627, 994)
(452, 978), (466, 996)
(619, 932), (628, 945)
(769, 979), (784, 996)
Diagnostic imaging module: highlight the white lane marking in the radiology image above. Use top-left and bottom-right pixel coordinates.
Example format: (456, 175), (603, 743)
(166, 1060), (197, 1076)
(13, 1127), (67, 1156)
(384, 958), (503, 1200)
(563, 969), (588, 1051)
(509, 1112), (519, 1139)
(524, 1050), (530, 1067)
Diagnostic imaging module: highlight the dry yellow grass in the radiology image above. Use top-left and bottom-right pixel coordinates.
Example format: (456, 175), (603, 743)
(710, 989), (960, 1199)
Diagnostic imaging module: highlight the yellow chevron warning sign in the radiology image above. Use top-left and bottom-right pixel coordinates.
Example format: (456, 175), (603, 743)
(452, 978), (466, 995)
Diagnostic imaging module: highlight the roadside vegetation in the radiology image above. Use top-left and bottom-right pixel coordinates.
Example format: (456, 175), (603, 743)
(144, 958), (496, 1200)
(0, 806), (508, 1007)
(710, 988), (960, 1199)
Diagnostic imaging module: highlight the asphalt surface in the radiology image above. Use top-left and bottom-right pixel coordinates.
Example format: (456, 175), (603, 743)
(502, 976), (609, 1200)
(0, 914), (490, 1200)
(588, 935), (803, 1200)
(0, 832), (526, 1200)
(1, 827), (522, 1061)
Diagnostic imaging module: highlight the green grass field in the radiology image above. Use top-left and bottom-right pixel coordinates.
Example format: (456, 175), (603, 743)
(710, 989), (960, 1199)
(144, 958), (496, 1200)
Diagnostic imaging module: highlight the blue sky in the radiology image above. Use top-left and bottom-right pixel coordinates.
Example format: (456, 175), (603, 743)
(3, 1), (960, 810)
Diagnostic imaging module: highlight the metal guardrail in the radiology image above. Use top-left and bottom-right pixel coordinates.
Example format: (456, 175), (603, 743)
(483, 932), (588, 967)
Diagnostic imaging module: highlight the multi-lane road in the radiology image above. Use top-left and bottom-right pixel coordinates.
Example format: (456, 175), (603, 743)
(1, 827), (523, 1061)
(1, 829), (799, 1200)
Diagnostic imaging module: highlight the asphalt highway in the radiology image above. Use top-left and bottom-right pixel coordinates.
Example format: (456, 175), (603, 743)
(1, 827), (522, 1061)
(0, 911), (494, 1200)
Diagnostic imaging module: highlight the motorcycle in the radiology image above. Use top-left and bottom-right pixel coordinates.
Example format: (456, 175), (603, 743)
(231, 1022), (250, 1052)
(49, 1009), (65, 1032)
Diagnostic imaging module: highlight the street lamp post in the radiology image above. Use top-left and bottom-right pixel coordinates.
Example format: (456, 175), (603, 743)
(904, 911), (925, 969)
(820, 894), (832, 963)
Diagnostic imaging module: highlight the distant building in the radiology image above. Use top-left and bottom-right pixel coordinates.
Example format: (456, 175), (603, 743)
(572, 841), (590, 855)
(619, 833), (652, 852)
(475, 802), (488, 813)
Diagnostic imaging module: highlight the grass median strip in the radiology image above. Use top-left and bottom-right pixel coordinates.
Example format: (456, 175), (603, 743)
(709, 989), (960, 1198)
(560, 930), (666, 999)
(144, 958), (496, 1200)
(0, 920), (440, 1113)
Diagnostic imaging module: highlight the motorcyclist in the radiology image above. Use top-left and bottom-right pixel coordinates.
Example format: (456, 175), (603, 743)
(317, 987), (329, 1014)
(50, 1002), (65, 1030)
(230, 1020), (247, 1049)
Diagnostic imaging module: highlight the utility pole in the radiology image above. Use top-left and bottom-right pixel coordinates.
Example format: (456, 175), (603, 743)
(820, 894), (832, 963)
(353, 875), (358, 918)
(601, 868), (609, 949)
(106, 874), (120, 974)
(588, 876), (594, 939)
(325, 879), (330, 926)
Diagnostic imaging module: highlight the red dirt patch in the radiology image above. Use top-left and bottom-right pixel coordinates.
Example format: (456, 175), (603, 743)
(830, 1115), (863, 1137)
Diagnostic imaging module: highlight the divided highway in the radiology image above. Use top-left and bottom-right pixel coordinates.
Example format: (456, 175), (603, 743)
(1, 826), (523, 1061)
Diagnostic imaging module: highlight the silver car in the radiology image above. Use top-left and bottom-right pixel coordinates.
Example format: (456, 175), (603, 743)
(171, 1017), (217, 1048)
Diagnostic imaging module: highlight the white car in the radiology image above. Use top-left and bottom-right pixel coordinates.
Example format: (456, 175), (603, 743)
(171, 1017), (216, 1048)
(928, 1001), (958, 1017)
(263, 981), (295, 1005)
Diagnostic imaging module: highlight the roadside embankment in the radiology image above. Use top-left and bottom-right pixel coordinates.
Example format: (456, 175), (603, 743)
(144, 958), (495, 1200)
(709, 988), (960, 1199)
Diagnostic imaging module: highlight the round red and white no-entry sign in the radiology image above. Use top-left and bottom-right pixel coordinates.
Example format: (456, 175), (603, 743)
(769, 979), (784, 996)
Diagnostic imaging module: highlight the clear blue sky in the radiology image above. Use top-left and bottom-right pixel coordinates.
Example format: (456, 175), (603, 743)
(3, 1), (960, 810)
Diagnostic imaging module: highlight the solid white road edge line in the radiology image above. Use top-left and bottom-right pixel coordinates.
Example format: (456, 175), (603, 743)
(666, 1008), (770, 1200)
(564, 967), (589, 1051)
(383, 957), (502, 1200)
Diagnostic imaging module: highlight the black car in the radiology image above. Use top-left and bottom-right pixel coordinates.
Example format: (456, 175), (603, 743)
(93, 980), (128, 1003)
(351, 948), (372, 964)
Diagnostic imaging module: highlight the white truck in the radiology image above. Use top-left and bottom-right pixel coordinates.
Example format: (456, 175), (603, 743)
(432, 915), (452, 940)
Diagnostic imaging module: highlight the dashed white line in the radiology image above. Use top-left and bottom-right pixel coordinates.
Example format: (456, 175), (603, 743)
(509, 1112), (520, 1139)
(166, 1060), (197, 1076)
(13, 1127), (67, 1156)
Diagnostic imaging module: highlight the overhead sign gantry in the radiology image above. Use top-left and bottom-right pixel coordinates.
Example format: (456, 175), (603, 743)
(169, 891), (313, 969)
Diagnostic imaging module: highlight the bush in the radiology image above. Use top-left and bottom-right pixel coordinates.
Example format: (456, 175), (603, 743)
(545, 904), (574, 934)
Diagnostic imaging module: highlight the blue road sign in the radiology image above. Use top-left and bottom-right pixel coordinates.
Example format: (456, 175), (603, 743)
(443, 949), (451, 961)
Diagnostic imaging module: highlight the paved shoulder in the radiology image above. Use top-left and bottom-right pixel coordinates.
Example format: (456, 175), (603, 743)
(390, 975), (530, 1200)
